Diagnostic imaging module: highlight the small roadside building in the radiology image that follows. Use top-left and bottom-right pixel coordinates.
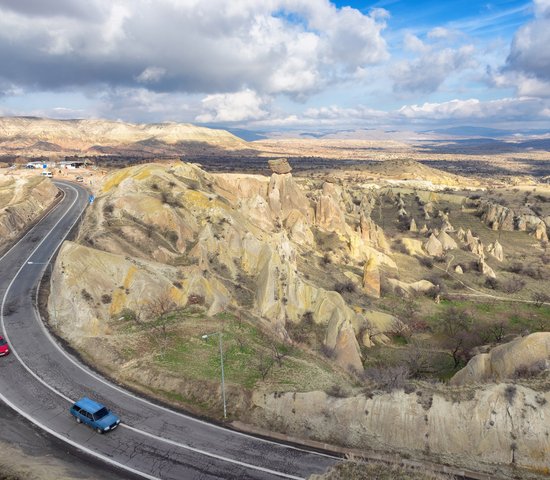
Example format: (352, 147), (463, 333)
(59, 159), (87, 169)
(26, 160), (49, 169)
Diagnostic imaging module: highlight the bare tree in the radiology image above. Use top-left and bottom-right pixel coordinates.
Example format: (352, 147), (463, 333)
(439, 307), (479, 369)
(145, 293), (178, 357)
(271, 343), (289, 368)
(533, 291), (550, 308)
(256, 350), (274, 381)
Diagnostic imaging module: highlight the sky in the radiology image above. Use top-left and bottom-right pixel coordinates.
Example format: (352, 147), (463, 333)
(0, 0), (549, 134)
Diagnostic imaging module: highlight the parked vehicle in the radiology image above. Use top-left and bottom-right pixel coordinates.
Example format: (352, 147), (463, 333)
(41, 171), (53, 177)
(69, 397), (120, 433)
(0, 336), (9, 356)
(75, 176), (84, 182)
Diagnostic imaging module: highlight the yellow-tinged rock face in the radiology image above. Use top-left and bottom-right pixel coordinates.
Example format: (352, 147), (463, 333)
(362, 256), (380, 298)
(0, 176), (58, 249)
(451, 332), (550, 385)
(54, 161), (404, 373)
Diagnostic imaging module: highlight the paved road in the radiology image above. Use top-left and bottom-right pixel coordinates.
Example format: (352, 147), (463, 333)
(0, 180), (338, 480)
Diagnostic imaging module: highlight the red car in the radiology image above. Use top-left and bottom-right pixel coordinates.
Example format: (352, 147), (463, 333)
(0, 336), (9, 356)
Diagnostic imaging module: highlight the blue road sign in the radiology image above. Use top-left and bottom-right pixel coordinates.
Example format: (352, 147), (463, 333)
(89, 195), (95, 204)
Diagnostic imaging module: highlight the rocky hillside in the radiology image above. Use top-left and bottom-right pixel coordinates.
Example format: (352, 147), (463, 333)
(477, 198), (549, 241)
(51, 160), (401, 373)
(0, 174), (59, 250)
(47, 159), (550, 477)
(0, 117), (248, 157)
(365, 158), (481, 188)
(252, 382), (550, 475)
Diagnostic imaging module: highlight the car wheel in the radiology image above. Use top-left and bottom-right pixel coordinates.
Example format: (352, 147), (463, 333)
(75, 417), (81, 423)
(96, 428), (103, 434)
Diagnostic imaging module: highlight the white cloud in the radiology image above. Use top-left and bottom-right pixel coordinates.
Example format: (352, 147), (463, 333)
(0, 0), (388, 100)
(136, 67), (167, 84)
(534, 0), (550, 16)
(196, 89), (269, 123)
(397, 97), (549, 121)
(403, 33), (427, 53)
(393, 44), (476, 93)
(504, 0), (550, 85)
(427, 27), (452, 39)
(492, 70), (550, 98)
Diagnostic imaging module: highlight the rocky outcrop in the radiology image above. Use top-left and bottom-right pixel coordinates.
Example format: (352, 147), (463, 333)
(423, 234), (443, 257)
(315, 182), (348, 235)
(478, 258), (496, 279)
(362, 257), (380, 298)
(478, 200), (546, 235)
(57, 163), (381, 373)
(268, 158), (292, 174)
(437, 230), (457, 251)
(400, 238), (424, 256)
(535, 221), (548, 242)
(468, 238), (485, 258)
(0, 176), (59, 250)
(386, 278), (435, 296)
(50, 241), (231, 343)
(250, 384), (550, 472)
(487, 240), (504, 262)
(362, 310), (404, 346)
(359, 214), (390, 253)
(268, 173), (313, 223)
(451, 332), (550, 385)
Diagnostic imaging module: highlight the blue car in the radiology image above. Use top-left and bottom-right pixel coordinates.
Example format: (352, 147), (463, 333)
(70, 397), (120, 433)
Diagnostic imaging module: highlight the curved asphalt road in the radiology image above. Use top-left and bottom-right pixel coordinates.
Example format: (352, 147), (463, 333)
(0, 180), (338, 480)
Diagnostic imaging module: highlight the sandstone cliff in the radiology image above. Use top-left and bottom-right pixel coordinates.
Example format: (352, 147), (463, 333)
(0, 175), (59, 250)
(251, 384), (550, 473)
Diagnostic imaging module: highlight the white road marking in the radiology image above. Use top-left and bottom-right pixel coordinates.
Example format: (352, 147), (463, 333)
(0, 391), (161, 480)
(0, 183), (320, 479)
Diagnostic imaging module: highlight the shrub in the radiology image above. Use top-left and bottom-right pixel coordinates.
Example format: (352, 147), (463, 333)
(514, 360), (547, 379)
(101, 294), (112, 304)
(103, 203), (114, 215)
(81, 289), (93, 302)
(418, 256), (434, 269)
(187, 294), (205, 305)
(325, 384), (350, 398)
(320, 252), (332, 265)
(533, 291), (550, 307)
(504, 385), (517, 404)
(499, 278), (526, 294)
(363, 366), (410, 392)
(164, 230), (179, 245)
(334, 281), (356, 294)
(320, 344), (336, 358)
(506, 262), (523, 274)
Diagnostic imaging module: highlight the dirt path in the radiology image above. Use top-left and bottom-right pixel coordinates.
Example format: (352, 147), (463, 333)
(434, 264), (550, 306)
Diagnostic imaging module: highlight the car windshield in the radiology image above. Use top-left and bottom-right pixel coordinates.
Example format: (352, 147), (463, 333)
(94, 407), (109, 420)
(0, 339), (6, 346)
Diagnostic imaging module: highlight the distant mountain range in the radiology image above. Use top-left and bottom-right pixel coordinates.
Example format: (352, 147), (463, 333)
(0, 116), (251, 158)
(421, 125), (550, 138)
